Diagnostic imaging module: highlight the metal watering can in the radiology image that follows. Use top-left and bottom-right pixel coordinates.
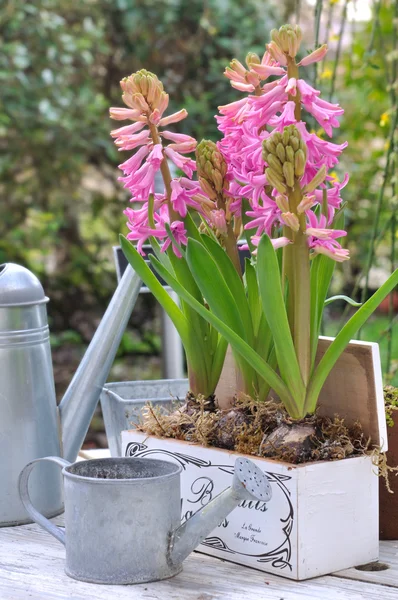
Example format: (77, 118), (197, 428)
(0, 262), (141, 526)
(19, 455), (272, 584)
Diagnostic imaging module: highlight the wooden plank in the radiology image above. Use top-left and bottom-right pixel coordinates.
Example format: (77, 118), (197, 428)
(0, 520), (396, 599)
(334, 540), (398, 587)
(316, 337), (387, 450)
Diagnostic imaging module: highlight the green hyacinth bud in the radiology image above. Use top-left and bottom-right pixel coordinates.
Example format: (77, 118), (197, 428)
(196, 140), (227, 194)
(246, 52), (261, 68)
(264, 138), (277, 155)
(294, 150), (306, 177)
(271, 29), (281, 45)
(303, 165), (327, 194)
(285, 146), (295, 163)
(265, 168), (287, 195)
(267, 154), (283, 175)
(270, 24), (302, 59)
(290, 136), (300, 151)
(122, 70), (164, 110)
(276, 143), (286, 163)
(264, 125), (307, 189)
(283, 162), (295, 188)
(282, 129), (290, 146)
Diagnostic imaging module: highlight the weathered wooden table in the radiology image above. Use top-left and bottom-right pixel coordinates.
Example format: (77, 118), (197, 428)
(1, 449), (397, 599)
(0, 520), (397, 599)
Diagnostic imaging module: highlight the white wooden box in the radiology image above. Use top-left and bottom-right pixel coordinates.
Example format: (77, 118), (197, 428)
(121, 433), (378, 580)
(120, 339), (385, 580)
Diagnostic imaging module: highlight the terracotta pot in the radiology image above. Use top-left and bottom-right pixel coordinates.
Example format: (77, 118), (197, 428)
(378, 291), (398, 315)
(379, 424), (398, 539)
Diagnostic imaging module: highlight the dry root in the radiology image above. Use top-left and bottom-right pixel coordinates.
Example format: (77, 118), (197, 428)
(369, 446), (398, 494)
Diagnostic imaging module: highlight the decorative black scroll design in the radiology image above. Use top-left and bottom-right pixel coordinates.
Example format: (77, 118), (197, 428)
(253, 471), (294, 571)
(201, 537), (235, 554)
(125, 442), (232, 472)
(124, 442), (147, 455)
(124, 440), (294, 571)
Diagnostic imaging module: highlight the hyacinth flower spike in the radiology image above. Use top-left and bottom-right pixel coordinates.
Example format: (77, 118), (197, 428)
(111, 70), (231, 398)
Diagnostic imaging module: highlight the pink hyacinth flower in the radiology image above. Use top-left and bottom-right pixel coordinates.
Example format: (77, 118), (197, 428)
(305, 212), (347, 241)
(298, 44), (328, 67)
(161, 221), (188, 258)
(164, 147), (196, 178)
(245, 235), (292, 255)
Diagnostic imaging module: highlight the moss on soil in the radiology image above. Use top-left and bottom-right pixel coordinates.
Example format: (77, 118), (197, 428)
(137, 392), (369, 465)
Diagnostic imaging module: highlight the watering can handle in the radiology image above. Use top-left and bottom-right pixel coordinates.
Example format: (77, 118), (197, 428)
(18, 456), (70, 546)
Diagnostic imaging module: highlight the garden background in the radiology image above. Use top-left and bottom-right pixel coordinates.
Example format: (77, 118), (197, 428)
(1, 0), (397, 447)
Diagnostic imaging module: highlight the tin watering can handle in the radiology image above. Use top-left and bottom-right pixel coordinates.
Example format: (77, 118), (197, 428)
(18, 456), (70, 545)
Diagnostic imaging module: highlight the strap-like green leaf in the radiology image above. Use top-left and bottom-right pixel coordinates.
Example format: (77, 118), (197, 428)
(257, 235), (305, 410)
(209, 336), (228, 391)
(241, 198), (256, 254)
(150, 254), (297, 413)
(186, 239), (248, 340)
(166, 249), (213, 375)
(309, 211), (345, 369)
(120, 236), (189, 345)
(310, 254), (335, 368)
(186, 238), (259, 393)
(184, 210), (202, 243)
(199, 235), (254, 344)
(245, 258), (262, 337)
(121, 235), (218, 397)
(306, 267), (398, 413)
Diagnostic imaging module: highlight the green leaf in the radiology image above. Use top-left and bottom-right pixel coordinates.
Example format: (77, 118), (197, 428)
(324, 295), (362, 307)
(186, 238), (258, 393)
(241, 198), (256, 254)
(310, 254), (335, 367)
(306, 268), (398, 413)
(257, 235), (305, 413)
(199, 235), (254, 344)
(309, 211), (345, 369)
(165, 248), (212, 372)
(186, 239), (247, 340)
(150, 254), (295, 409)
(244, 258), (262, 336)
(209, 336), (229, 391)
(148, 236), (174, 273)
(165, 223), (185, 258)
(122, 237), (216, 396)
(120, 236), (189, 345)
(184, 210), (202, 243)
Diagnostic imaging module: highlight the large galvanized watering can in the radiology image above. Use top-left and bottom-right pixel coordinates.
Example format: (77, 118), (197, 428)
(18, 455), (272, 584)
(0, 262), (141, 526)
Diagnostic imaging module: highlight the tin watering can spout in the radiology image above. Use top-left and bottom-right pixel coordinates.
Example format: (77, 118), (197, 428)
(168, 457), (272, 566)
(58, 265), (142, 462)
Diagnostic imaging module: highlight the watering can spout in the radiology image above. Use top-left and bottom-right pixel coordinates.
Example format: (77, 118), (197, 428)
(168, 457), (272, 566)
(58, 265), (141, 463)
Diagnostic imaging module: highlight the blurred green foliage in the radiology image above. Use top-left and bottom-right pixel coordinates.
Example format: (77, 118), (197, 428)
(327, 3), (397, 279)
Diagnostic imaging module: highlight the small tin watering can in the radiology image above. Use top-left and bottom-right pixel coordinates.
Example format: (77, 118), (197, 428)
(0, 263), (141, 526)
(19, 455), (272, 584)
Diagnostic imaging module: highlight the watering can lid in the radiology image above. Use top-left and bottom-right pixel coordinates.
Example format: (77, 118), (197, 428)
(0, 263), (49, 307)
